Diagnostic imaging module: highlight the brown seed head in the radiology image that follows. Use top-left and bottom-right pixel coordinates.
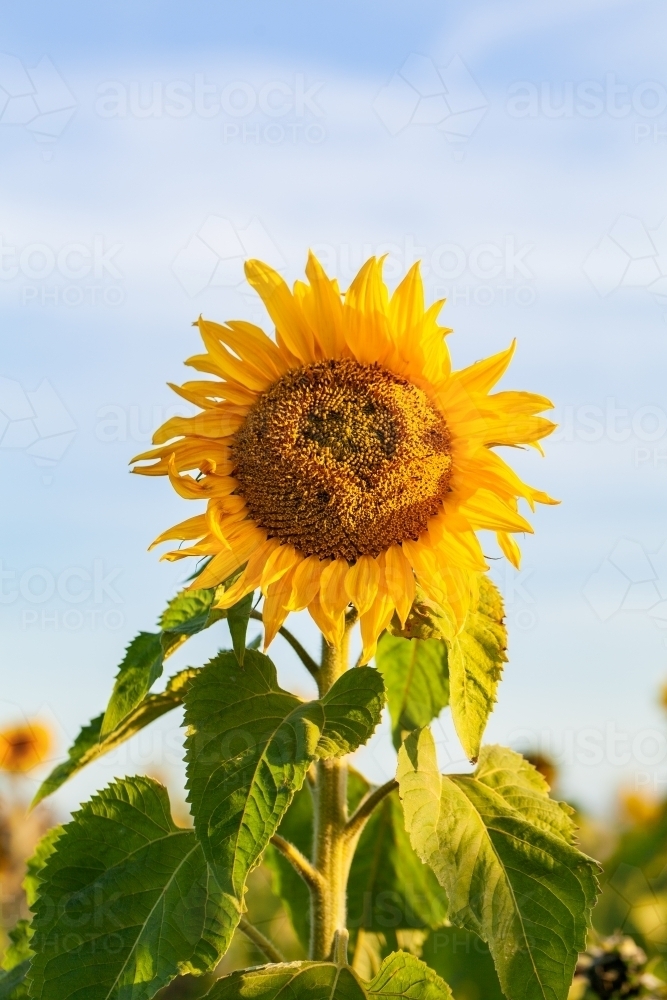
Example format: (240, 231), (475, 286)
(233, 358), (452, 561)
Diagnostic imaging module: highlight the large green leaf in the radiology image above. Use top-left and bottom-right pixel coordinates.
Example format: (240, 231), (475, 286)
(397, 730), (600, 1000)
(421, 926), (504, 1000)
(203, 951), (452, 999)
(375, 634), (449, 749)
(446, 577), (507, 763)
(28, 776), (232, 1000)
(348, 791), (447, 934)
(0, 920), (33, 999)
(387, 577), (506, 762)
(0, 962), (30, 1000)
(0, 827), (66, 997)
(32, 668), (198, 806)
(184, 652), (384, 909)
(24, 826), (63, 906)
(101, 588), (222, 735)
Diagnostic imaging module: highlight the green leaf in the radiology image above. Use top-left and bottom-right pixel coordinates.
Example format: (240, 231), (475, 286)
(446, 576), (507, 762)
(28, 776), (232, 1000)
(1, 921), (33, 974)
(227, 591), (253, 664)
(32, 668), (198, 805)
(0, 960), (30, 1000)
(23, 826), (63, 907)
(317, 668), (386, 758)
(184, 653), (384, 915)
(348, 790), (447, 934)
(387, 577), (506, 762)
(375, 634), (449, 750)
(367, 951), (452, 999)
(202, 950), (451, 999)
(421, 926), (504, 1000)
(101, 585), (230, 736)
(397, 730), (600, 1000)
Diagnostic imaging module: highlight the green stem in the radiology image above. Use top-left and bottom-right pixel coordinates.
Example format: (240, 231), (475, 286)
(238, 916), (285, 964)
(310, 615), (357, 961)
(249, 610), (320, 680)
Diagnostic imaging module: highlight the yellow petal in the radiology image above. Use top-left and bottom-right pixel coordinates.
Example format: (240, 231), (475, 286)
(218, 318), (288, 378)
(244, 258), (316, 363)
(454, 342), (516, 395)
(183, 362), (259, 404)
(289, 555), (327, 611)
(308, 593), (341, 647)
(149, 514), (208, 550)
(497, 531), (521, 569)
(213, 536), (277, 608)
(132, 438), (233, 477)
(320, 558), (350, 618)
(384, 544), (416, 626)
(343, 257), (393, 365)
(188, 547), (246, 590)
(317, 558), (350, 645)
(206, 499), (248, 545)
(304, 251), (347, 357)
(344, 555), (380, 616)
(166, 456), (237, 501)
(198, 321), (275, 392)
(260, 544), (302, 593)
(263, 568), (296, 649)
(459, 489), (533, 534)
(359, 589), (395, 665)
(427, 517), (487, 572)
(389, 262), (424, 351)
(152, 410), (242, 445)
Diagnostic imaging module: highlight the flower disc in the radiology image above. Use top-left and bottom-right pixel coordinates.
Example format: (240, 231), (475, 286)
(232, 358), (453, 561)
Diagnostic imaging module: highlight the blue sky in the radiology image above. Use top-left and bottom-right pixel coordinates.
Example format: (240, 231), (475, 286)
(2, 0), (667, 818)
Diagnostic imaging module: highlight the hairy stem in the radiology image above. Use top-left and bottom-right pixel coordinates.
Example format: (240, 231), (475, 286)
(343, 779), (399, 845)
(270, 833), (324, 892)
(309, 614), (357, 961)
(249, 610), (319, 680)
(238, 916), (285, 964)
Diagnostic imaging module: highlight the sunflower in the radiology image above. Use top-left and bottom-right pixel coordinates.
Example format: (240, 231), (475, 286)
(132, 254), (556, 662)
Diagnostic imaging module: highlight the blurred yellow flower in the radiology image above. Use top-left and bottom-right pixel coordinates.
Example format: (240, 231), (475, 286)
(0, 721), (53, 773)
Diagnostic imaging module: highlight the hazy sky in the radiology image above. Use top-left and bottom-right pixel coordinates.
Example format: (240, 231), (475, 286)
(2, 0), (667, 818)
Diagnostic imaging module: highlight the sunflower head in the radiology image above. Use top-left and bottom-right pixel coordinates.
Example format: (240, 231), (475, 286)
(133, 253), (556, 662)
(0, 720), (53, 773)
